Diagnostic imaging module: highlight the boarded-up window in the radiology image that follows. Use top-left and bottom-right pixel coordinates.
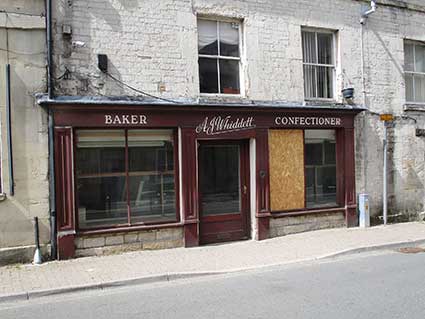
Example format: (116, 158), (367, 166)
(269, 130), (305, 211)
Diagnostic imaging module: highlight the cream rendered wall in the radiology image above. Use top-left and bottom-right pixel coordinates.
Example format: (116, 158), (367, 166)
(0, 1), (49, 261)
(52, 0), (425, 223)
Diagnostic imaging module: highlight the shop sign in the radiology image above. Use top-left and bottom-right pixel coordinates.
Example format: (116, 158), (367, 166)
(274, 116), (342, 127)
(196, 116), (256, 135)
(379, 114), (393, 122)
(104, 114), (148, 125)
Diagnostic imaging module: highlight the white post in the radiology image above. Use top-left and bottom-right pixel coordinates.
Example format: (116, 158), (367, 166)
(383, 121), (388, 225)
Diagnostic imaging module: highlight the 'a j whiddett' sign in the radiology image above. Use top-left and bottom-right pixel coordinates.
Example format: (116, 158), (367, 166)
(196, 116), (256, 135)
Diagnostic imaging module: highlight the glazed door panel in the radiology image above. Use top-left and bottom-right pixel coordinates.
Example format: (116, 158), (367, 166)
(198, 141), (250, 244)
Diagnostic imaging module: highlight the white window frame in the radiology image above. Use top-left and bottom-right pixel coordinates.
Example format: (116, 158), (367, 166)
(302, 27), (337, 102)
(197, 17), (244, 97)
(404, 40), (425, 104)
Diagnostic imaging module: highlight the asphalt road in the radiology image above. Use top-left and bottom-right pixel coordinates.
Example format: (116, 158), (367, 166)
(1, 249), (425, 319)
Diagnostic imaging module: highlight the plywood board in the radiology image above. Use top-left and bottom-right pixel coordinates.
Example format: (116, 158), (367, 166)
(269, 130), (305, 211)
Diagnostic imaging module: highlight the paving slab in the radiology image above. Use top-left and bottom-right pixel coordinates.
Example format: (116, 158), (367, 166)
(1, 222), (425, 302)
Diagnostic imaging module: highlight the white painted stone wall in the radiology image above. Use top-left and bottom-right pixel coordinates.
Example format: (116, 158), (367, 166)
(52, 0), (425, 222)
(0, 0), (50, 258)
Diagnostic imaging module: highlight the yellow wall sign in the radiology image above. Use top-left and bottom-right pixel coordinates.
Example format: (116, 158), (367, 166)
(380, 114), (394, 121)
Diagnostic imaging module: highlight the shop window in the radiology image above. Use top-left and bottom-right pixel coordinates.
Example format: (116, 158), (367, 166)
(75, 129), (177, 229)
(305, 130), (336, 208)
(198, 18), (241, 95)
(302, 29), (336, 99)
(404, 41), (425, 103)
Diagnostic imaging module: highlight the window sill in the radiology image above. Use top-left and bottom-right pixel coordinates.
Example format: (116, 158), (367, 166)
(0, 193), (6, 202)
(404, 103), (425, 111)
(304, 98), (340, 105)
(199, 93), (245, 100)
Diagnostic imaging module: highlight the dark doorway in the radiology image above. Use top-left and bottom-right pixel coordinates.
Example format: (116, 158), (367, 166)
(198, 140), (250, 244)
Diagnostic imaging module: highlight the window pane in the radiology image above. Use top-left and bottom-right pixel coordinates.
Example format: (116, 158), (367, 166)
(305, 130), (337, 208)
(406, 73), (414, 102)
(415, 44), (425, 73)
(219, 59), (240, 94)
(76, 130), (127, 229)
(305, 143), (322, 165)
(198, 20), (218, 55)
(219, 21), (239, 57)
(305, 167), (315, 204)
(302, 31), (317, 63)
(317, 33), (333, 65)
(199, 145), (240, 215)
(303, 64), (317, 98)
(128, 130), (176, 224)
(199, 58), (219, 93)
(324, 141), (336, 164)
(317, 66), (333, 98)
(404, 43), (415, 72)
(415, 74), (425, 103)
(316, 166), (337, 204)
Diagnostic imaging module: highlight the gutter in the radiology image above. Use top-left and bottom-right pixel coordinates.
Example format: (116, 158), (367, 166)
(36, 95), (365, 113)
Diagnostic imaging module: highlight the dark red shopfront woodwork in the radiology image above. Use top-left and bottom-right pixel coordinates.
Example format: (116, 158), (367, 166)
(198, 140), (250, 244)
(344, 128), (357, 227)
(255, 129), (271, 240)
(336, 130), (346, 207)
(57, 234), (75, 260)
(47, 102), (362, 250)
(52, 105), (355, 130)
(181, 128), (199, 247)
(54, 127), (76, 259)
(55, 128), (75, 231)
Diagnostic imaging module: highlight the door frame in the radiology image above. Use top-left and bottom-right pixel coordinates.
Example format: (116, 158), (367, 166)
(197, 139), (251, 244)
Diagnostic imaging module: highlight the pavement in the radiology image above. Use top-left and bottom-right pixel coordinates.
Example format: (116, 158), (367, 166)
(1, 221), (425, 303)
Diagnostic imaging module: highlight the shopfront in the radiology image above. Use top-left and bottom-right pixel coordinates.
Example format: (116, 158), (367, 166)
(46, 101), (361, 259)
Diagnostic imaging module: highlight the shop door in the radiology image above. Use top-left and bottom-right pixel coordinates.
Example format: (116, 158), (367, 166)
(198, 141), (250, 244)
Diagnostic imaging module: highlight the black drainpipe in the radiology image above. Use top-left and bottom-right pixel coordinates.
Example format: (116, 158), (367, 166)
(46, 0), (57, 260)
(5, 64), (14, 196)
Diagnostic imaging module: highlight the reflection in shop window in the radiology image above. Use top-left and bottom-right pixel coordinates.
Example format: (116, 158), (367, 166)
(199, 144), (241, 215)
(75, 129), (177, 229)
(305, 130), (337, 208)
(128, 130), (176, 224)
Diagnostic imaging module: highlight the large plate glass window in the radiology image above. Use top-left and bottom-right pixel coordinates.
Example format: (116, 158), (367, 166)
(305, 130), (337, 208)
(75, 129), (177, 229)
(128, 130), (176, 224)
(302, 29), (336, 99)
(405, 41), (425, 103)
(198, 19), (241, 95)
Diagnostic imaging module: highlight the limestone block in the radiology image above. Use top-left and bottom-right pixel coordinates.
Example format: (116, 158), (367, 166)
(105, 235), (124, 246)
(137, 231), (156, 243)
(155, 228), (183, 241)
(75, 237), (84, 249)
(124, 233), (139, 244)
(83, 237), (105, 249)
(142, 239), (184, 250)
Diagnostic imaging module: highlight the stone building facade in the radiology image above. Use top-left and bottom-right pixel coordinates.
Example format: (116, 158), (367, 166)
(52, 0), (425, 222)
(1, 0), (425, 262)
(0, 1), (49, 264)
